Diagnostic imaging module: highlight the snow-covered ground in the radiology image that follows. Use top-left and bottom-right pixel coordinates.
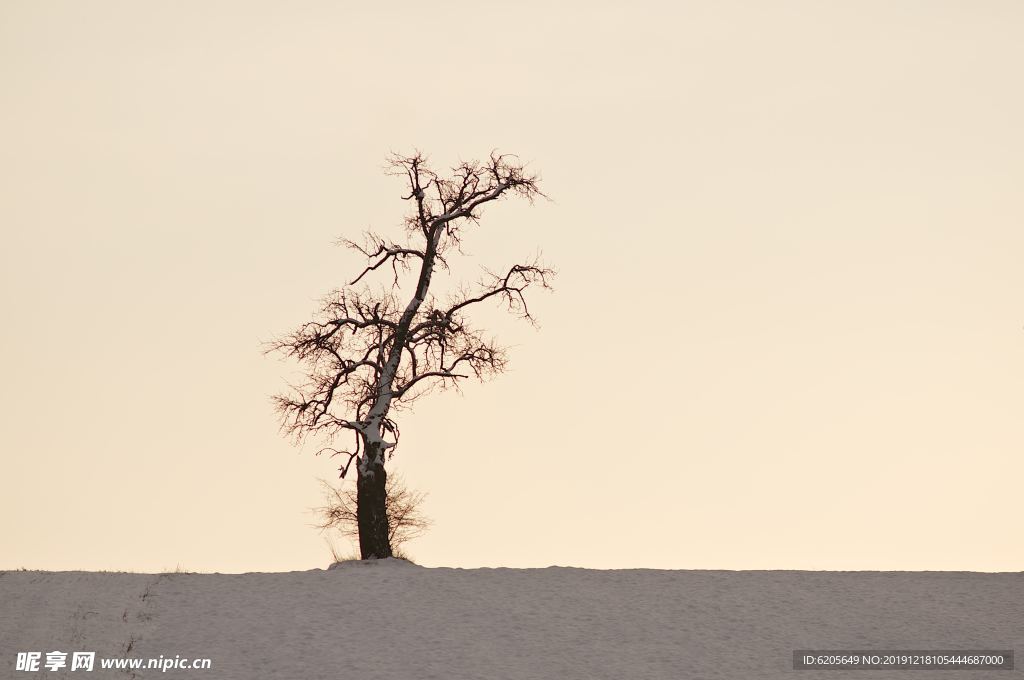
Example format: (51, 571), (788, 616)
(1, 561), (1020, 679)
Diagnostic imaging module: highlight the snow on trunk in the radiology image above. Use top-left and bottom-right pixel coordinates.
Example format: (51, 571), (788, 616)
(358, 223), (443, 476)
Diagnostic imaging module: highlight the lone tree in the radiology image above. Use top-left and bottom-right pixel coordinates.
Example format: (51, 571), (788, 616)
(270, 151), (552, 559)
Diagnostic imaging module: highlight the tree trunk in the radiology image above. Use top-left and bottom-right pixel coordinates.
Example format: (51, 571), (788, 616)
(356, 442), (393, 559)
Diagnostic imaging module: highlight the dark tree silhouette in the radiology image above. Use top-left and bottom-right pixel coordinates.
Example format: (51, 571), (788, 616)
(317, 473), (431, 556)
(270, 151), (552, 559)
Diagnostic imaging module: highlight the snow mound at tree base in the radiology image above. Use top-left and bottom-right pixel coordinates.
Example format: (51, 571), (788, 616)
(327, 557), (420, 570)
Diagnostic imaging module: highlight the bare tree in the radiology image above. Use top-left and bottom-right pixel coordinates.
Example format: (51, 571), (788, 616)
(270, 151), (552, 559)
(317, 473), (431, 557)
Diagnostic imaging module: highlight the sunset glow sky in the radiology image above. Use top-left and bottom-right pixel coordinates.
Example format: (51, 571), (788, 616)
(2, 1), (1022, 572)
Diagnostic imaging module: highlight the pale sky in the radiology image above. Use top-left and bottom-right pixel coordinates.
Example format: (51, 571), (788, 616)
(2, 0), (1022, 573)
